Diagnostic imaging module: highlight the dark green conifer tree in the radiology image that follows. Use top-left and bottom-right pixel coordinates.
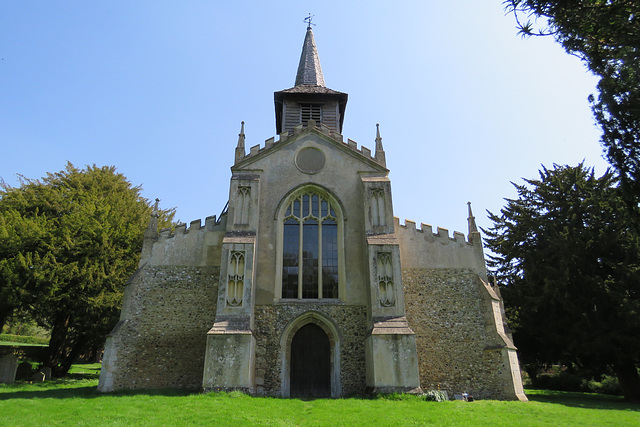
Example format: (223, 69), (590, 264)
(485, 163), (640, 401)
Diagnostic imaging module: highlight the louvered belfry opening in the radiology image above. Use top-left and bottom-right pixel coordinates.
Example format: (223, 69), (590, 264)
(300, 103), (322, 126)
(274, 26), (347, 135)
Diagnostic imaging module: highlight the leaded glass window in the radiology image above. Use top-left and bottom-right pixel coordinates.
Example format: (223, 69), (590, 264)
(282, 191), (339, 299)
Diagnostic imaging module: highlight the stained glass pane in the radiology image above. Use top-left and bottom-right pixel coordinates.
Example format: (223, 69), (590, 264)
(321, 200), (328, 218)
(282, 218), (299, 298)
(302, 219), (318, 298)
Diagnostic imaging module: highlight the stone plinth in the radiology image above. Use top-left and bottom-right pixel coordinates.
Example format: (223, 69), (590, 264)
(202, 327), (255, 393)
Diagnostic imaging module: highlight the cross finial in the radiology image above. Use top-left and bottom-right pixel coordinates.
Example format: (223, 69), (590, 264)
(304, 13), (315, 29)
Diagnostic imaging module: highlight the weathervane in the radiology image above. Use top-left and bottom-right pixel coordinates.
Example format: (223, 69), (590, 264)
(304, 13), (315, 29)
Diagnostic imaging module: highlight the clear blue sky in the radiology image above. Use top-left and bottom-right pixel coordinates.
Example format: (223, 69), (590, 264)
(1, 1), (608, 236)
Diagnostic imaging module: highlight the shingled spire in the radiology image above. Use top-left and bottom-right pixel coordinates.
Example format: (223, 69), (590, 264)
(274, 25), (347, 134)
(295, 26), (325, 87)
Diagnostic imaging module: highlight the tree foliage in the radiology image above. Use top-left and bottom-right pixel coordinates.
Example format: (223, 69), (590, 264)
(504, 1), (640, 198)
(484, 163), (640, 401)
(0, 163), (174, 376)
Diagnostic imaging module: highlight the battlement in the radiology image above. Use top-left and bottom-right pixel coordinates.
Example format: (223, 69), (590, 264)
(394, 217), (471, 245)
(238, 120), (385, 167)
(395, 216), (486, 273)
(158, 214), (225, 240)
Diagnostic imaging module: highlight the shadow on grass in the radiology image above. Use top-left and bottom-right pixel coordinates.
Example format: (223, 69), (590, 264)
(526, 389), (640, 412)
(0, 381), (196, 401)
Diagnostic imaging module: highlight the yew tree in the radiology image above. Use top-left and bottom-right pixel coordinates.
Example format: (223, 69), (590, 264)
(484, 164), (640, 401)
(0, 163), (173, 376)
(504, 1), (640, 198)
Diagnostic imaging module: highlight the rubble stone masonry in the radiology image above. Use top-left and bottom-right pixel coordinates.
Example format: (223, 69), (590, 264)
(253, 304), (368, 396)
(101, 265), (219, 391)
(403, 268), (512, 399)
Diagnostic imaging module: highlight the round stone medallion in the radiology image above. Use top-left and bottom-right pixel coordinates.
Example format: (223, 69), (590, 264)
(295, 147), (326, 174)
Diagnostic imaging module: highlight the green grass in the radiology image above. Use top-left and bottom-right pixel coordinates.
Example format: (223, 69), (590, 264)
(0, 334), (49, 346)
(0, 341), (47, 347)
(66, 363), (101, 379)
(1, 367), (638, 426)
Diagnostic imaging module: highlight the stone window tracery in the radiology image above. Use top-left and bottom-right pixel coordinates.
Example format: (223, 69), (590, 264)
(376, 252), (395, 307)
(227, 251), (245, 306)
(281, 190), (339, 299)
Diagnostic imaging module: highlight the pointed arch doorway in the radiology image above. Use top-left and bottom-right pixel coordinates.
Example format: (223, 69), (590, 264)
(290, 323), (330, 397)
(280, 311), (342, 398)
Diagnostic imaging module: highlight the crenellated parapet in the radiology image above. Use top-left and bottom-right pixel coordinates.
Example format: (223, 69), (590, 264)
(235, 120), (386, 168)
(143, 214), (227, 267)
(395, 217), (471, 245)
(394, 217), (487, 277)
(158, 215), (224, 239)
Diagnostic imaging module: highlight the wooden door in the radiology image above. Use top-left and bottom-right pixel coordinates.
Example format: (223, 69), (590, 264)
(290, 323), (330, 397)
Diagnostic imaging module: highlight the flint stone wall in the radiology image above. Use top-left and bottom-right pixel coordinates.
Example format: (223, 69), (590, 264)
(403, 268), (512, 400)
(100, 265), (218, 391)
(253, 304), (368, 396)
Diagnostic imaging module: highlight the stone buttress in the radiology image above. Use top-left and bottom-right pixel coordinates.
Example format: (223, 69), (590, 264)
(202, 166), (260, 393)
(361, 165), (421, 393)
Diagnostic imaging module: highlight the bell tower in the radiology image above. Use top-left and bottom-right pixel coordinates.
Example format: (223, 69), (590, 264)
(274, 25), (348, 134)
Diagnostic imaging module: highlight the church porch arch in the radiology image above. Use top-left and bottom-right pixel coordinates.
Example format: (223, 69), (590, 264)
(279, 311), (341, 397)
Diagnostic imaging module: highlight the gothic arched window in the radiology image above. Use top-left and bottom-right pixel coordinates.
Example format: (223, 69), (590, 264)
(279, 187), (342, 300)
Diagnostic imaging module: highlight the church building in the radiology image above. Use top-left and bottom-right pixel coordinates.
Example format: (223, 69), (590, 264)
(98, 26), (526, 401)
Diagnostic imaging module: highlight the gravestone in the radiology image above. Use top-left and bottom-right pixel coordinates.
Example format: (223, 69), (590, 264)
(32, 371), (45, 383)
(15, 361), (34, 380)
(40, 366), (52, 380)
(0, 354), (18, 384)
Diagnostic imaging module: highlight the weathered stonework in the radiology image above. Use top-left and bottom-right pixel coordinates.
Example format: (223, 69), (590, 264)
(98, 26), (526, 401)
(404, 268), (518, 400)
(253, 304), (368, 396)
(98, 266), (218, 391)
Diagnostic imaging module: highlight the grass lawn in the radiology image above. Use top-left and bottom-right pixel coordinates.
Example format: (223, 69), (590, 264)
(1, 366), (638, 426)
(0, 334), (49, 346)
(0, 342), (46, 347)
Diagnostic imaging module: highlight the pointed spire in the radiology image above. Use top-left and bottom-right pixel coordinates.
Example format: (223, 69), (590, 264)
(144, 198), (160, 240)
(140, 198), (160, 265)
(295, 27), (325, 87)
(467, 201), (479, 235)
(152, 198), (159, 217)
(235, 121), (245, 164)
(374, 123), (386, 167)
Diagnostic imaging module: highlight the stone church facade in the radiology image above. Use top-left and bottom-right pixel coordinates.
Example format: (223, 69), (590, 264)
(98, 27), (526, 401)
